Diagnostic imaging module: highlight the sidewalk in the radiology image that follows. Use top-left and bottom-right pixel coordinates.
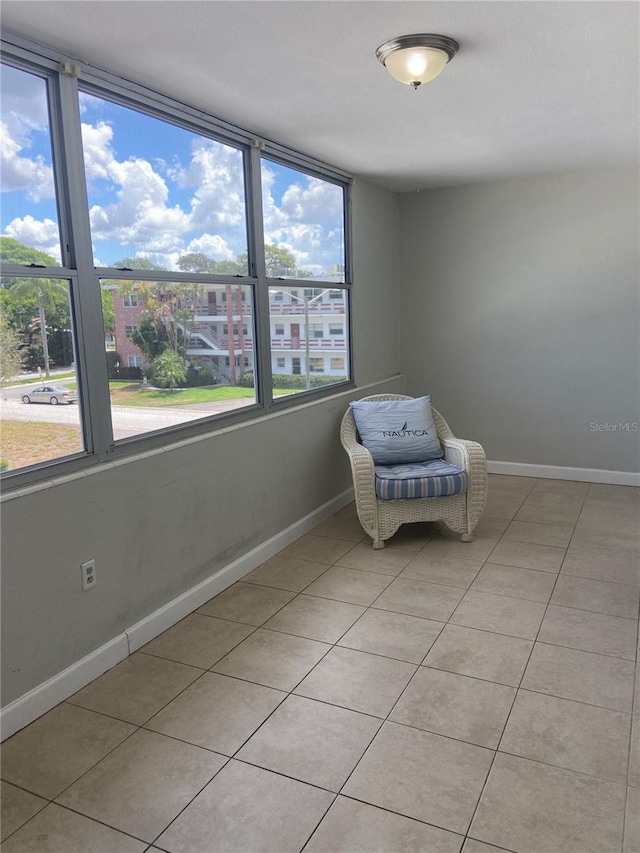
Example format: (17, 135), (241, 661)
(11, 367), (74, 381)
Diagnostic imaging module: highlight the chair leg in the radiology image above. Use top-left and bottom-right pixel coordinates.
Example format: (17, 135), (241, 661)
(372, 539), (385, 550)
(460, 533), (473, 543)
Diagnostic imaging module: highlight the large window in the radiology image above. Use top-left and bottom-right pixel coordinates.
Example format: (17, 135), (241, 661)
(268, 286), (349, 395)
(0, 65), (61, 261)
(80, 93), (248, 274)
(261, 160), (345, 283)
(0, 38), (351, 483)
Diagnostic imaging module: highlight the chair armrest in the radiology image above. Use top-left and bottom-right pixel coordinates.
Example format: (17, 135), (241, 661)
(340, 427), (378, 535)
(442, 438), (488, 528)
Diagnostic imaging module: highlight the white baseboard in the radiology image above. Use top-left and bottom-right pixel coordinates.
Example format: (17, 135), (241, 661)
(488, 460), (640, 487)
(0, 635), (129, 742)
(0, 487), (354, 741)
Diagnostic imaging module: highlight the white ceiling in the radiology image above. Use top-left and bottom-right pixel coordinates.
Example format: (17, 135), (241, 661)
(2, 1), (638, 191)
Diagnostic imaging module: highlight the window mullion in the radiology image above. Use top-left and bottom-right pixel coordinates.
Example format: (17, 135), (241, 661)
(55, 69), (114, 460)
(247, 143), (272, 410)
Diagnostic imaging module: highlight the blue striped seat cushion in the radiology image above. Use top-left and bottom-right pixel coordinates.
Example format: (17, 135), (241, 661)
(375, 459), (467, 500)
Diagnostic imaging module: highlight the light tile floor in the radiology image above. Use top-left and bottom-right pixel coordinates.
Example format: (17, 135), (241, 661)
(2, 475), (639, 852)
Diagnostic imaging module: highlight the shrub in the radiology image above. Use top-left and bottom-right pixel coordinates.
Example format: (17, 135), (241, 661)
(116, 366), (143, 381)
(106, 351), (121, 379)
(238, 371), (347, 390)
(185, 366), (214, 387)
(238, 371), (254, 388)
(47, 329), (74, 366)
(152, 350), (187, 390)
(0, 459), (8, 473)
(271, 374), (347, 389)
(22, 345), (44, 371)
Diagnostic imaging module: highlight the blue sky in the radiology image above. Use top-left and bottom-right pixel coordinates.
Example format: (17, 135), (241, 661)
(1, 63), (345, 277)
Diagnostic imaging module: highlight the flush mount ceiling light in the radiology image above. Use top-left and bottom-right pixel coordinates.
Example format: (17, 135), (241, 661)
(375, 34), (459, 89)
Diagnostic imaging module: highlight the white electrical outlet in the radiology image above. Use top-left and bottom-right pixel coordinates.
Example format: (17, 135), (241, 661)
(81, 559), (96, 591)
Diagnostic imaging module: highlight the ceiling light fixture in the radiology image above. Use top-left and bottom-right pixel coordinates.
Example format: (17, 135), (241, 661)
(375, 34), (459, 89)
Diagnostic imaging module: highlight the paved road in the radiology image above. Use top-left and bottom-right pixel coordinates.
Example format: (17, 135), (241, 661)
(0, 397), (252, 441)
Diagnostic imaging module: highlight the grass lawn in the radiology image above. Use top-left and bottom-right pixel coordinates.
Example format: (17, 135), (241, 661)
(108, 382), (294, 407)
(1, 371), (76, 389)
(108, 382), (256, 407)
(1, 421), (83, 471)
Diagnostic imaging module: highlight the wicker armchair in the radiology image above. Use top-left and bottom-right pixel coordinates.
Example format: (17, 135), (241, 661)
(340, 394), (488, 549)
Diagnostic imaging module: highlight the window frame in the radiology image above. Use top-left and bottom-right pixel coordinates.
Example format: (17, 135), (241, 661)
(0, 33), (353, 489)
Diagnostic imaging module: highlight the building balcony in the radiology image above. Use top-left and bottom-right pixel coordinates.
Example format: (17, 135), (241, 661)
(269, 302), (345, 315)
(195, 305), (253, 318)
(185, 336), (346, 357)
(271, 337), (346, 350)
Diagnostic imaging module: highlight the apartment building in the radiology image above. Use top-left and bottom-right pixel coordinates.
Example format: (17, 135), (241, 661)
(114, 284), (349, 382)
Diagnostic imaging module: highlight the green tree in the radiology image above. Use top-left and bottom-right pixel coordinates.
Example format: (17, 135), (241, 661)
(152, 349), (186, 391)
(101, 288), (116, 335)
(0, 312), (24, 380)
(0, 237), (57, 270)
(130, 313), (171, 361)
(176, 253), (221, 274)
(234, 245), (298, 277)
(103, 256), (166, 333)
(0, 237), (66, 377)
(176, 246), (299, 278)
(110, 256), (166, 272)
(265, 244), (297, 276)
(213, 258), (247, 275)
(11, 278), (67, 376)
(177, 252), (246, 276)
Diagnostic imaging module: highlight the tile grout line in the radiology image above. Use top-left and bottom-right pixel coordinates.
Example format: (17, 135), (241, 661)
(622, 572), (640, 852)
(204, 493), (635, 847)
(460, 482), (591, 847)
(293, 525), (450, 833)
(326, 489), (541, 845)
(147, 752), (232, 850)
(4, 485), (638, 850)
(191, 584), (639, 650)
(141, 531), (369, 853)
(148, 527), (438, 852)
(461, 509), (568, 847)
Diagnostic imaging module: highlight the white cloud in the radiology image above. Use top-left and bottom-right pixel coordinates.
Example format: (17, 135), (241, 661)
(81, 121), (115, 181)
(80, 121), (248, 265)
(88, 155), (190, 252)
(3, 215), (61, 261)
(261, 165), (344, 274)
(186, 233), (234, 260)
(2, 72), (344, 275)
(1, 97), (342, 274)
(280, 176), (343, 223)
(0, 121), (55, 201)
(174, 140), (246, 231)
(0, 64), (50, 141)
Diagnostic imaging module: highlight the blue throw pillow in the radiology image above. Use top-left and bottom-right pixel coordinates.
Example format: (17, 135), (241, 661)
(350, 396), (443, 464)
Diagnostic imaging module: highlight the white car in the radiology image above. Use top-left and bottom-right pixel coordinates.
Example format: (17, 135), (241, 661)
(22, 385), (78, 405)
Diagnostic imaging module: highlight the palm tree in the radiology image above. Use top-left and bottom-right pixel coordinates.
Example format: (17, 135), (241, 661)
(0, 237), (66, 378)
(11, 277), (67, 377)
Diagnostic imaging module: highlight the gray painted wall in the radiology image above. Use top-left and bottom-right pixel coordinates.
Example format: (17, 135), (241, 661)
(399, 165), (640, 472)
(1, 179), (402, 708)
(351, 180), (401, 383)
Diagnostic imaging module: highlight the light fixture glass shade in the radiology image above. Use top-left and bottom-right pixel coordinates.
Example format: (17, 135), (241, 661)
(384, 46), (449, 86)
(376, 34), (459, 88)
